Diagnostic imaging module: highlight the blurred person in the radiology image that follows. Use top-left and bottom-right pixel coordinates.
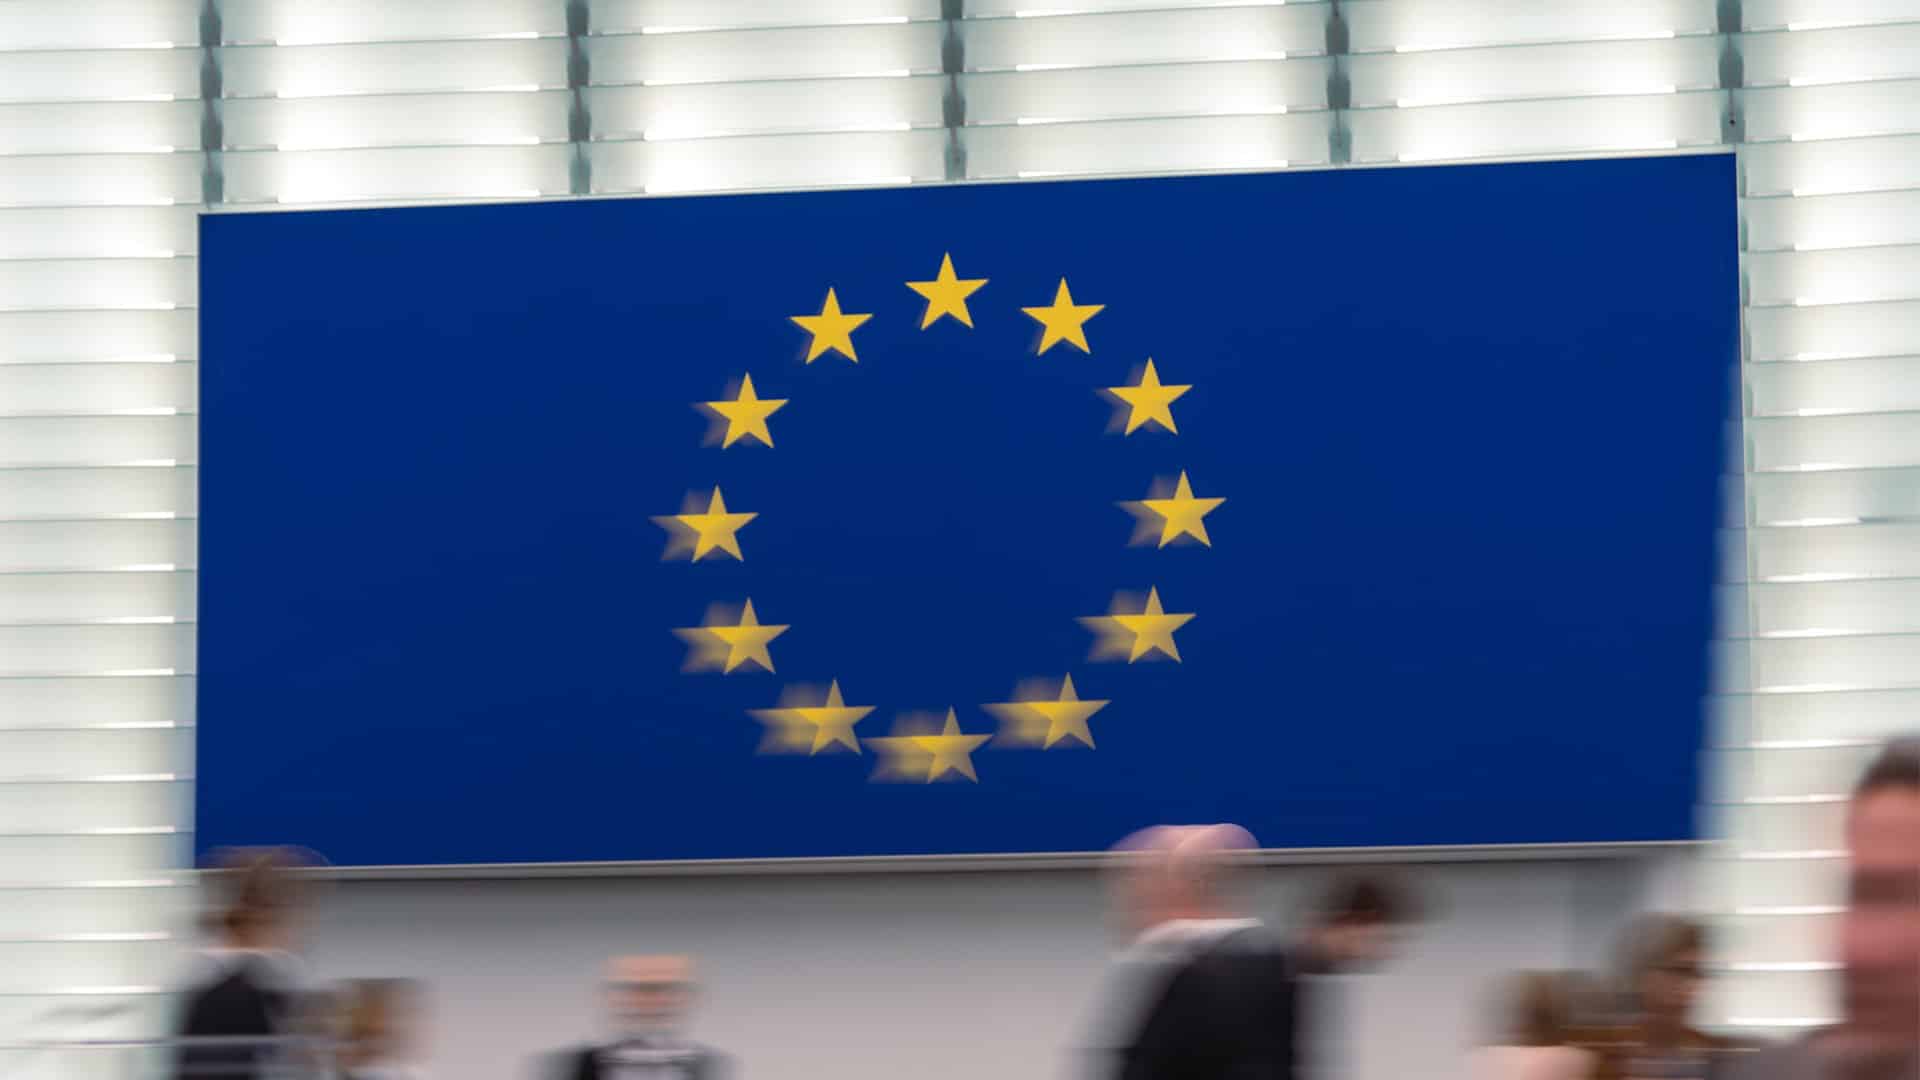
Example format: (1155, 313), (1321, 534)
(1731, 738), (1920, 1080)
(1470, 971), (1598, 1080)
(1597, 916), (1734, 1080)
(173, 847), (313, 1080)
(560, 955), (724, 1080)
(335, 979), (426, 1080)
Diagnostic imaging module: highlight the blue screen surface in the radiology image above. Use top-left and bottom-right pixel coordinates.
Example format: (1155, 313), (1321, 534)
(198, 156), (1736, 866)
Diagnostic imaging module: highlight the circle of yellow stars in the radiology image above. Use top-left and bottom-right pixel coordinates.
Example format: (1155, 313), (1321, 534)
(657, 253), (1226, 783)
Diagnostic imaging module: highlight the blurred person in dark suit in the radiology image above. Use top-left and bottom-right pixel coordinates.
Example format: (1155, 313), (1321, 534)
(1595, 916), (1736, 1080)
(1470, 971), (1598, 1080)
(336, 979), (427, 1080)
(559, 955), (724, 1080)
(1729, 738), (1920, 1080)
(172, 847), (313, 1080)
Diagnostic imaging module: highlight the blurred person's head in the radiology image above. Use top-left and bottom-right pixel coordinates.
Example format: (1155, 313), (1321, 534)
(1492, 971), (1578, 1048)
(1620, 915), (1707, 1032)
(1302, 872), (1419, 970)
(605, 955), (696, 1041)
(1109, 824), (1257, 936)
(207, 847), (309, 952)
(1836, 737), (1920, 1058)
(337, 979), (424, 1067)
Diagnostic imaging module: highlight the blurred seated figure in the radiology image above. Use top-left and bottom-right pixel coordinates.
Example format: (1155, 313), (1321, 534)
(561, 955), (724, 1080)
(335, 979), (426, 1080)
(1597, 917), (1734, 1080)
(1470, 972), (1598, 1080)
(173, 847), (313, 1080)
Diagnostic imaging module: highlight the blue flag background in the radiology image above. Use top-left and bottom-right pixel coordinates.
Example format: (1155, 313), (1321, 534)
(199, 155), (1736, 867)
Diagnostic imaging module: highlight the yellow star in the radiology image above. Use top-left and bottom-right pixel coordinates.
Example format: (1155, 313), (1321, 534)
(701, 373), (787, 449)
(905, 253), (988, 329)
(868, 709), (992, 783)
(1133, 471), (1226, 547)
(1021, 278), (1104, 355)
(652, 487), (756, 561)
(1107, 359), (1191, 435)
(675, 598), (788, 674)
(791, 288), (872, 363)
(989, 674), (1109, 749)
(1081, 587), (1195, 663)
(751, 680), (874, 754)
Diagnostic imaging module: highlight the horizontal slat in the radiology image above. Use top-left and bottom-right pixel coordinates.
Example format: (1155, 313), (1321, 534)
(962, 59), (1330, 127)
(1348, 36), (1720, 108)
(589, 77), (945, 141)
(1742, 79), (1920, 144)
(0, 834), (182, 884)
(1742, 133), (1920, 197)
(1750, 631), (1920, 691)
(1704, 848), (1846, 909)
(0, 991), (172, 1044)
(1746, 244), (1920, 307)
(0, 259), (196, 313)
(964, 113), (1330, 179)
(0, 940), (178, 994)
(0, 2), (200, 52)
(0, 521), (197, 574)
(591, 0), (941, 36)
(1744, 0), (1919, 32)
(219, 38), (570, 99)
(0, 728), (191, 780)
(1749, 410), (1920, 472)
(1343, 0), (1719, 54)
(0, 417), (197, 469)
(961, 6), (1327, 71)
(0, 363), (197, 417)
(1747, 298), (1920, 362)
(0, 625), (195, 679)
(0, 206), (198, 261)
(1733, 685), (1920, 747)
(0, 675), (193, 732)
(1748, 464), (1920, 525)
(1739, 23), (1920, 88)
(221, 143), (572, 204)
(0, 572), (196, 624)
(592, 129), (945, 195)
(1743, 189), (1920, 252)
(0, 101), (202, 157)
(1713, 744), (1884, 802)
(0, 884), (188, 938)
(1749, 521), (1920, 582)
(1719, 911), (1845, 967)
(222, 91), (572, 151)
(0, 152), (201, 208)
(0, 466), (196, 521)
(1749, 355), (1920, 420)
(589, 23), (942, 86)
(1349, 92), (1723, 163)
(221, 0), (565, 47)
(1744, 577), (1920, 638)
(0, 48), (201, 106)
(1716, 799), (1847, 853)
(1711, 969), (1839, 1024)
(969, 0), (1307, 14)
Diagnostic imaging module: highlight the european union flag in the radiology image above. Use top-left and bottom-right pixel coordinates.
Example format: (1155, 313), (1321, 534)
(199, 155), (1736, 866)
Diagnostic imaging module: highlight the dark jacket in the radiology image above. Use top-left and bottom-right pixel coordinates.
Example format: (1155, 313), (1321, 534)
(172, 958), (286, 1080)
(562, 1042), (724, 1080)
(1116, 933), (1300, 1080)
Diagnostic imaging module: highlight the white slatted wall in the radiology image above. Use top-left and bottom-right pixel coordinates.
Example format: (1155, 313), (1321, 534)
(2, 0), (1914, 1072)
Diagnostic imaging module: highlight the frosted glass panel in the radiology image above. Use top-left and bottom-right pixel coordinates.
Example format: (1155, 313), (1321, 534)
(1749, 355), (1920, 418)
(0, 939), (178, 992)
(0, 206), (198, 260)
(1742, 80), (1920, 144)
(1720, 800), (1848, 852)
(0, 676), (194, 732)
(591, 0), (940, 35)
(590, 78), (946, 141)
(1714, 970), (1840, 1023)
(0, 466), (198, 520)
(1747, 299), (1920, 362)
(221, 0), (565, 46)
(588, 24), (943, 86)
(1742, 134), (1920, 197)
(1744, 189), (1920, 252)
(0, 102), (202, 156)
(1708, 854), (1848, 909)
(0, 520), (198, 574)
(0, 152), (202, 208)
(219, 39), (570, 99)
(1349, 92), (1722, 163)
(0, 728), (189, 780)
(1747, 245), (1920, 307)
(1748, 465), (1920, 525)
(1747, 578), (1920, 638)
(1750, 632), (1920, 690)
(1750, 412), (1920, 473)
(1740, 24), (1920, 88)
(1749, 522), (1920, 582)
(1745, 0), (1920, 31)
(0, 625), (195, 678)
(1743, 686), (1920, 746)
(0, 835), (181, 882)
(592, 129), (946, 195)
(0, 362), (198, 417)
(0, 48), (202, 105)
(223, 91), (572, 151)
(0, 417), (197, 469)
(1719, 911), (1842, 964)
(0, 2), (199, 51)
(965, 114), (1330, 179)
(962, 7), (1327, 71)
(963, 59), (1330, 126)
(1343, 0), (1719, 54)
(0, 310), (196, 364)
(0, 259), (196, 313)
(1348, 36), (1719, 108)
(221, 144), (572, 204)
(1716, 744), (1880, 800)
(0, 572), (197, 624)
(0, 880), (190, 936)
